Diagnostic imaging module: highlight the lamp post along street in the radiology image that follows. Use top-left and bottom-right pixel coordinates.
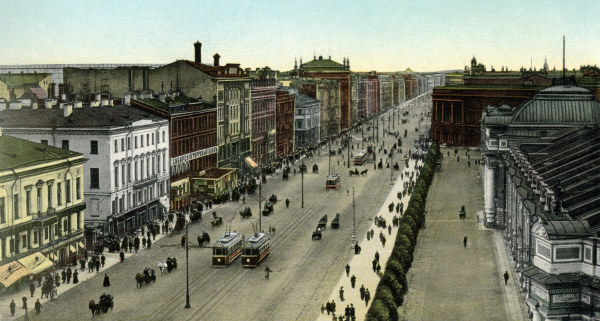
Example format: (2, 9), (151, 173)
(347, 135), (351, 168)
(352, 187), (356, 245)
(185, 222), (191, 308)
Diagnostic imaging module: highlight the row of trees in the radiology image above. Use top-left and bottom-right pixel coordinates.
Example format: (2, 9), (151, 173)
(365, 143), (440, 321)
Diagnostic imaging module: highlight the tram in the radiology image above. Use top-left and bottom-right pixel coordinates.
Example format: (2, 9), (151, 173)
(212, 231), (244, 267)
(353, 149), (368, 165)
(326, 173), (341, 190)
(241, 232), (271, 268)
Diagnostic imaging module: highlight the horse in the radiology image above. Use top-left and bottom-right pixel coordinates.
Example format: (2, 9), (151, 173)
(349, 170), (354, 176)
(360, 169), (368, 176)
(89, 300), (100, 316)
(135, 273), (143, 289)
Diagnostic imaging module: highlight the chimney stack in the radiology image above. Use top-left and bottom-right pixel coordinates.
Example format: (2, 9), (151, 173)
(63, 103), (73, 117)
(213, 53), (221, 67)
(194, 41), (202, 64)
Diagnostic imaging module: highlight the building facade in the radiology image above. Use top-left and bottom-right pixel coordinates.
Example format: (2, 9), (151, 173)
(297, 55), (352, 131)
(275, 90), (295, 157)
(250, 78), (277, 163)
(130, 92), (217, 209)
(294, 93), (321, 149)
(379, 75), (394, 110)
(295, 78), (340, 138)
(0, 104), (170, 243)
(0, 133), (86, 289)
(366, 75), (380, 117)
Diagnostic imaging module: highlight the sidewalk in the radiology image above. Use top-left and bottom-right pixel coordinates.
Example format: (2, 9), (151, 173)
(316, 156), (422, 321)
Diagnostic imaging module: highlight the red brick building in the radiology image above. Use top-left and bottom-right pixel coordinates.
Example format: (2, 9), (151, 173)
(250, 78), (278, 163)
(131, 94), (217, 211)
(430, 87), (539, 146)
(276, 90), (295, 157)
(298, 56), (351, 131)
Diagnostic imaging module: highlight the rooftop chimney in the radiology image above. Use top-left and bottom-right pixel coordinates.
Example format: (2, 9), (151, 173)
(8, 101), (22, 110)
(45, 99), (53, 109)
(213, 53), (221, 67)
(194, 41), (202, 64)
(63, 103), (73, 117)
(124, 91), (134, 106)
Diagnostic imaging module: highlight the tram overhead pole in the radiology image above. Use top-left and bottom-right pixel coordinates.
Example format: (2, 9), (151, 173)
(185, 222), (191, 309)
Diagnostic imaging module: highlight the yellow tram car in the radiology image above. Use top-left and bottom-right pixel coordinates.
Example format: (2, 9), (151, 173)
(212, 232), (244, 267)
(241, 232), (271, 268)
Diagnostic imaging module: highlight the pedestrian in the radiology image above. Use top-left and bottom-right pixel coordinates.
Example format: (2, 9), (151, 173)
(35, 299), (41, 314)
(330, 300), (336, 315)
(264, 266), (272, 279)
(73, 270), (79, 284)
(101, 254), (106, 267)
(61, 269), (66, 283)
(376, 263), (381, 275)
(142, 236), (147, 248)
(129, 240), (133, 253)
(103, 273), (110, 287)
(464, 236), (468, 247)
(388, 224), (392, 235)
(349, 275), (357, 289)
(326, 301), (331, 315)
(468, 160), (471, 167)
(9, 299), (16, 316)
(119, 251), (125, 263)
(272, 226), (276, 235)
(354, 243), (360, 254)
(134, 236), (140, 252)
(95, 260), (100, 273)
(66, 267), (72, 283)
(345, 264), (350, 277)
(370, 228), (374, 239)
(339, 286), (344, 301)
(366, 232), (371, 241)
(350, 303), (355, 319)
(55, 273), (60, 287)
(364, 289), (371, 306)
(504, 271), (509, 285)
(372, 259), (377, 272)
(286, 199), (290, 208)
(22, 296), (27, 309)
(320, 304), (325, 315)
(375, 251), (379, 262)
(345, 305), (350, 319)
(147, 238), (152, 249)
(181, 235), (186, 248)
(457, 156), (460, 162)
(360, 285), (365, 301)
(30, 282), (35, 297)
(382, 236), (386, 247)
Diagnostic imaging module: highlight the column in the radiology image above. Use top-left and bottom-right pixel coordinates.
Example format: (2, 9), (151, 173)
(484, 159), (496, 227)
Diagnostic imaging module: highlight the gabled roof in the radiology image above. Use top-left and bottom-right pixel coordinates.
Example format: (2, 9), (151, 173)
(0, 135), (81, 171)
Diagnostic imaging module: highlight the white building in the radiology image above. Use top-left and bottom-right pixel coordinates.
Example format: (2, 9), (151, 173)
(0, 103), (170, 244)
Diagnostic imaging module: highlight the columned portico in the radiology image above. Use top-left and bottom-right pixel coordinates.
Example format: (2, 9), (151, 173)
(484, 157), (497, 227)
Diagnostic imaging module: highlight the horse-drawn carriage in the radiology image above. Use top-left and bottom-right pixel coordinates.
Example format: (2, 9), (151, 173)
(312, 164), (319, 173)
(135, 267), (156, 288)
(239, 207), (252, 219)
(197, 231), (211, 247)
(269, 194), (278, 203)
(166, 257), (177, 272)
(262, 202), (274, 216)
(349, 168), (360, 176)
(317, 215), (328, 230)
(211, 213), (223, 227)
(282, 167), (290, 180)
(90, 293), (113, 315)
(312, 227), (322, 240)
(331, 213), (340, 229)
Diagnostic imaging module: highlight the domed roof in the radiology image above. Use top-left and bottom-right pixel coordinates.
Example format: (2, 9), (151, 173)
(512, 85), (600, 124)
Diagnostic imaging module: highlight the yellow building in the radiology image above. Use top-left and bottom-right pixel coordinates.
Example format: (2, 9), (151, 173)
(0, 130), (86, 291)
(0, 73), (51, 101)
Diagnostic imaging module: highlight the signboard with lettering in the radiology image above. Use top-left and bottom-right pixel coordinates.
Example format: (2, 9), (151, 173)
(552, 293), (579, 304)
(171, 146), (217, 166)
(531, 284), (549, 301)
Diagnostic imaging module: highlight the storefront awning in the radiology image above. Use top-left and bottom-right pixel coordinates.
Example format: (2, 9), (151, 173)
(245, 157), (258, 169)
(69, 245), (76, 253)
(48, 253), (57, 261)
(17, 252), (53, 275)
(0, 261), (30, 288)
(77, 241), (85, 249)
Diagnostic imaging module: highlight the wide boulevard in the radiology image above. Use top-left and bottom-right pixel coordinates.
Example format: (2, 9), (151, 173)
(24, 94), (432, 321)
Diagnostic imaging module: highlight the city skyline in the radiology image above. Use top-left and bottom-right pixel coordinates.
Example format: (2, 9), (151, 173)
(2, 0), (599, 72)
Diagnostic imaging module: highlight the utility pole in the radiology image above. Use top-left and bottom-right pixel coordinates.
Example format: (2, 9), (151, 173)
(259, 172), (262, 232)
(185, 222), (191, 309)
(300, 161), (306, 208)
(352, 187), (356, 245)
(347, 135), (351, 168)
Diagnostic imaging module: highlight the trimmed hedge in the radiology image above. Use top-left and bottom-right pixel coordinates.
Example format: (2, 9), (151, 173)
(365, 143), (440, 320)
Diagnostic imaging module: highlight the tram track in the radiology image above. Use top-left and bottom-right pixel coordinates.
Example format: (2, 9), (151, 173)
(150, 171), (329, 321)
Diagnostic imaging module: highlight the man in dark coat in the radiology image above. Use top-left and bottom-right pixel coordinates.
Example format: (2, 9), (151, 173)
(10, 299), (16, 316)
(30, 282), (35, 297)
(100, 254), (106, 267)
(350, 275), (356, 288)
(61, 270), (66, 283)
(181, 235), (186, 248)
(66, 267), (72, 283)
(364, 289), (371, 306)
(119, 251), (125, 262)
(103, 274), (110, 287)
(72, 270), (79, 284)
(35, 299), (42, 314)
(95, 260), (100, 273)
(147, 238), (152, 249)
(345, 264), (350, 277)
(134, 236), (140, 253)
(360, 285), (365, 300)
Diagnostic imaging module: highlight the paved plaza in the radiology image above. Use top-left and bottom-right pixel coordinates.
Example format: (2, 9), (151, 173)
(398, 147), (526, 321)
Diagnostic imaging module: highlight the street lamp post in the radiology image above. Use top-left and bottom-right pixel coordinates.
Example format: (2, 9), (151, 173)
(185, 222), (191, 308)
(347, 135), (351, 168)
(300, 162), (307, 208)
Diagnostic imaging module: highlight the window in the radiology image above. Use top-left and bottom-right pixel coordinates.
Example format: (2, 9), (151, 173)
(57, 182), (62, 206)
(152, 133), (154, 145)
(37, 187), (42, 214)
(135, 161), (138, 181)
(122, 164), (126, 185)
(146, 157), (150, 177)
(90, 168), (100, 189)
(141, 135), (144, 147)
(163, 153), (166, 173)
(13, 194), (19, 219)
(33, 230), (38, 244)
(41, 140), (48, 145)
(47, 185), (52, 209)
(127, 137), (131, 150)
(26, 190), (31, 215)
(162, 131), (165, 143)
(121, 138), (125, 152)
(65, 179), (71, 203)
(76, 212), (81, 230)
(114, 166), (119, 188)
(157, 155), (161, 173)
(135, 136), (138, 148)
(127, 163), (131, 182)
(44, 226), (49, 240)
(76, 177), (81, 200)
(114, 140), (118, 153)
(152, 157), (155, 175)
(140, 159), (144, 180)
(0, 197), (5, 223)
(146, 134), (150, 146)
(62, 140), (69, 150)
(91, 140), (98, 154)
